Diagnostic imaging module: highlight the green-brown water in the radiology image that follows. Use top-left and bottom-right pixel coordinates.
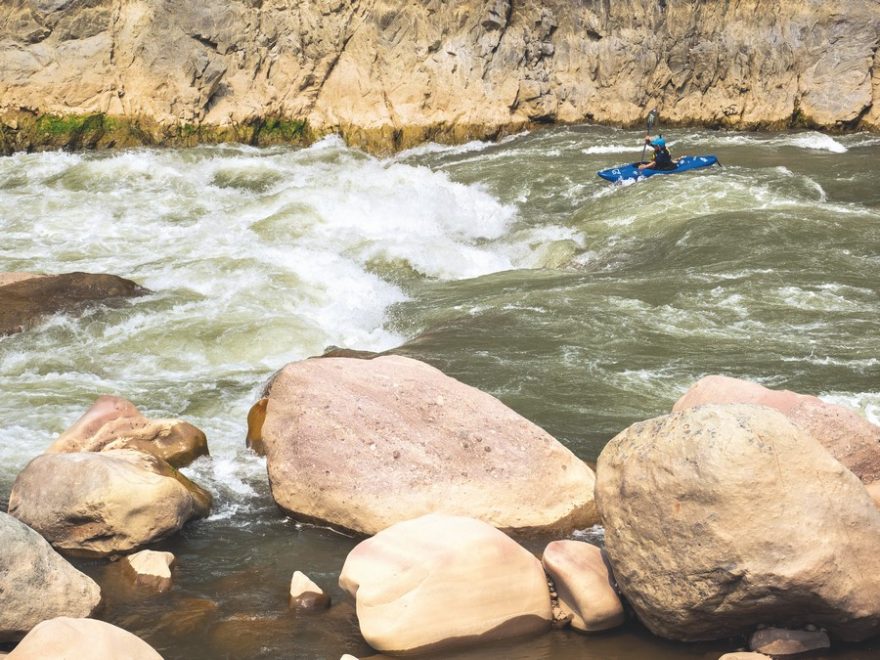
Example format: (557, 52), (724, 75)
(1, 126), (878, 658)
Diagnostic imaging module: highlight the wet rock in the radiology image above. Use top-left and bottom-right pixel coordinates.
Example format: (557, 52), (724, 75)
(749, 627), (831, 655)
(6, 617), (163, 660)
(339, 513), (551, 654)
(245, 397), (268, 455)
(124, 550), (175, 592)
(0, 272), (147, 336)
(154, 598), (219, 638)
(260, 355), (597, 536)
(541, 540), (624, 633)
(9, 449), (212, 557)
(673, 375), (880, 484)
(0, 512), (101, 643)
(596, 404), (880, 642)
(48, 395), (209, 468)
(289, 571), (330, 611)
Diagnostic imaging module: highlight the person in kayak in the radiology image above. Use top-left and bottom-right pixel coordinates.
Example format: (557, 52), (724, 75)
(639, 135), (676, 170)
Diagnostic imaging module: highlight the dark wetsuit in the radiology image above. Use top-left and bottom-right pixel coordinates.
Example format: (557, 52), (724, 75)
(649, 145), (675, 170)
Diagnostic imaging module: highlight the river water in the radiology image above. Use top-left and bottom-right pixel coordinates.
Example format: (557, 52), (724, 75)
(1, 126), (879, 659)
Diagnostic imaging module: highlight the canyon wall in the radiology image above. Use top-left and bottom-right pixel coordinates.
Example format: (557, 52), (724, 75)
(1, 0), (878, 152)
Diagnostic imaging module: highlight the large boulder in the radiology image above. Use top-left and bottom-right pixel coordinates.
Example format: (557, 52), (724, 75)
(7, 617), (163, 660)
(48, 395), (209, 468)
(541, 540), (624, 633)
(8, 449), (211, 557)
(339, 513), (551, 654)
(673, 375), (880, 483)
(0, 512), (102, 643)
(596, 404), (880, 642)
(0, 272), (147, 336)
(258, 355), (597, 535)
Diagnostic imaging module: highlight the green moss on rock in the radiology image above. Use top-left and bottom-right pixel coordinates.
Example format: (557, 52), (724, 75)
(0, 112), (313, 155)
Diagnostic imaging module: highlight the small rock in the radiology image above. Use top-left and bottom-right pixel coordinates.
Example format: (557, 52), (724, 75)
(750, 627), (831, 655)
(125, 549), (175, 592)
(718, 653), (771, 660)
(541, 540), (624, 632)
(289, 571), (330, 610)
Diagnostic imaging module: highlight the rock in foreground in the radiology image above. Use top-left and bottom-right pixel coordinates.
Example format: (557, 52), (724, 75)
(259, 355), (596, 535)
(48, 395), (209, 468)
(339, 514), (551, 655)
(674, 374), (880, 483)
(0, 272), (146, 336)
(0, 512), (101, 643)
(7, 617), (163, 660)
(596, 404), (880, 642)
(541, 540), (624, 633)
(9, 449), (211, 557)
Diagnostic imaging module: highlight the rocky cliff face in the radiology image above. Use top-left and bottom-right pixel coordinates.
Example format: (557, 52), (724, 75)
(1, 0), (878, 152)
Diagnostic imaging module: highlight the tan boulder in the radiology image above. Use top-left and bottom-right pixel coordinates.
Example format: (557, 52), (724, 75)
(8, 449), (212, 557)
(260, 355), (597, 535)
(124, 550), (175, 592)
(749, 627), (830, 655)
(596, 404), (880, 642)
(7, 617), (163, 660)
(541, 540), (624, 633)
(289, 571), (330, 611)
(673, 375), (880, 483)
(0, 272), (146, 337)
(339, 513), (552, 654)
(48, 395), (208, 467)
(0, 512), (101, 643)
(719, 654), (771, 660)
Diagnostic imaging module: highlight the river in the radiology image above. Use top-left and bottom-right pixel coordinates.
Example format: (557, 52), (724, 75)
(1, 125), (879, 659)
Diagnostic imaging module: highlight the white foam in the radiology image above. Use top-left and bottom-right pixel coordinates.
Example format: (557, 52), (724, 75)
(582, 144), (642, 155)
(787, 133), (848, 153)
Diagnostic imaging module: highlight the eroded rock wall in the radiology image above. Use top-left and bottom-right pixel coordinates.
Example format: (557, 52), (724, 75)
(1, 0), (878, 152)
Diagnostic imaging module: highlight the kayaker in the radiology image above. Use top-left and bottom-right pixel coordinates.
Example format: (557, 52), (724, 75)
(639, 135), (675, 170)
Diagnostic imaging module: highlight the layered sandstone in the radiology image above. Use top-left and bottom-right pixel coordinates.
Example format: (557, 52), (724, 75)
(1, 1), (878, 153)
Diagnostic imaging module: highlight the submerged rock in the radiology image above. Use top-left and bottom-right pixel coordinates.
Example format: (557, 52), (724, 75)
(259, 355), (597, 535)
(673, 375), (880, 484)
(596, 404), (880, 642)
(0, 272), (147, 336)
(9, 449), (211, 557)
(339, 513), (551, 654)
(541, 540), (624, 633)
(6, 617), (163, 660)
(0, 512), (101, 643)
(48, 395), (209, 468)
(749, 627), (831, 655)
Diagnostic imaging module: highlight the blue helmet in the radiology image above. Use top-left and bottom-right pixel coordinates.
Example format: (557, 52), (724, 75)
(651, 137), (666, 147)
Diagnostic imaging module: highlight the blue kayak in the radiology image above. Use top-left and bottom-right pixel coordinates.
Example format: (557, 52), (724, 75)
(597, 155), (719, 183)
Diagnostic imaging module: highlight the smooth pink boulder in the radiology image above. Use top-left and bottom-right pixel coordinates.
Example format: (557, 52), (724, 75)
(339, 513), (551, 654)
(260, 355), (597, 535)
(7, 617), (163, 659)
(674, 375), (880, 483)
